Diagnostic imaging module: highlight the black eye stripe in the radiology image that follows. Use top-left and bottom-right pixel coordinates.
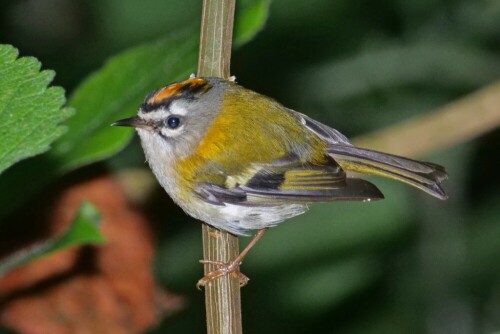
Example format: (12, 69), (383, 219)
(141, 99), (172, 113)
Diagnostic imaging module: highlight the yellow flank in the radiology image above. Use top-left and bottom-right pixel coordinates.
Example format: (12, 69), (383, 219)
(176, 82), (329, 190)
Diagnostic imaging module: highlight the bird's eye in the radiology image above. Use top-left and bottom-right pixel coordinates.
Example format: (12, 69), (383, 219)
(166, 116), (180, 129)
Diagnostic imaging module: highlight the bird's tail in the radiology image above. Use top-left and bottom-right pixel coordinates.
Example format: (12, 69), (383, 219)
(328, 145), (448, 200)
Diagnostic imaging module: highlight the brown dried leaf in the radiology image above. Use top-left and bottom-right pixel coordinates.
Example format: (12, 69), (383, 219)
(0, 175), (183, 334)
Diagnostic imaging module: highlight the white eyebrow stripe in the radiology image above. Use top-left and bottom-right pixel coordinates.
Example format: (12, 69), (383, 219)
(139, 108), (170, 121)
(138, 101), (188, 122)
(170, 102), (189, 116)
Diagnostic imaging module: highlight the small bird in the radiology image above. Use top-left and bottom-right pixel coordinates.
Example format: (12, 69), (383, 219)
(113, 76), (447, 288)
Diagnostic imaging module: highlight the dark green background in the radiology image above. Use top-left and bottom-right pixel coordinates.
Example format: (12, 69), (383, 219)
(1, 0), (499, 333)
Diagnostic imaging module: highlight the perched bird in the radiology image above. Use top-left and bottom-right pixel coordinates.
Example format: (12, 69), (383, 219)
(113, 76), (447, 287)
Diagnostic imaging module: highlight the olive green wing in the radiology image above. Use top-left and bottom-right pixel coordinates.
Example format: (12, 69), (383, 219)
(194, 157), (384, 206)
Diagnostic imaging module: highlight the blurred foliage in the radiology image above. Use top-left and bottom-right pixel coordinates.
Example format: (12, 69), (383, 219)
(0, 0), (270, 219)
(234, 0), (271, 46)
(0, 202), (103, 277)
(0, 0), (499, 333)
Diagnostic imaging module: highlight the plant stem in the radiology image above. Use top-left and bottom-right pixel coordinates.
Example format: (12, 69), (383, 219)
(197, 1), (241, 333)
(198, 0), (235, 78)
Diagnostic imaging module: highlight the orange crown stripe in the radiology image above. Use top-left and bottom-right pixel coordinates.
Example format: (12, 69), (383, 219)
(147, 78), (210, 104)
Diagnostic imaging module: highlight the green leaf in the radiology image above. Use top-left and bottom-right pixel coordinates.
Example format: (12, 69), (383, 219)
(53, 30), (198, 172)
(0, 31), (197, 219)
(49, 201), (105, 249)
(0, 44), (73, 175)
(0, 202), (104, 277)
(234, 0), (272, 46)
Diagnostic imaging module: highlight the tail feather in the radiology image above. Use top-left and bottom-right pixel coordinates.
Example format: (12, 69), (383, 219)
(328, 145), (448, 200)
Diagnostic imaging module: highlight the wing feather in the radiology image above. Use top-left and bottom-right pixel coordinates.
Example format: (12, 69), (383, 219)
(288, 108), (352, 145)
(194, 156), (384, 206)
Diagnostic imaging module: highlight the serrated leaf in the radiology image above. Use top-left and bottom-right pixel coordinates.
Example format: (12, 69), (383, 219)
(0, 44), (73, 175)
(0, 202), (104, 277)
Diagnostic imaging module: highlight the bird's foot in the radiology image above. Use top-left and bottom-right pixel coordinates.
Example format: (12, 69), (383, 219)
(196, 259), (249, 290)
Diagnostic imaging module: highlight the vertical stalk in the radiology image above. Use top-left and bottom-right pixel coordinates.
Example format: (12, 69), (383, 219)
(198, 0), (235, 78)
(197, 1), (241, 333)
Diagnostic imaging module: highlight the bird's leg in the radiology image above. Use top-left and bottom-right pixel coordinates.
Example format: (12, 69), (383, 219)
(197, 228), (268, 290)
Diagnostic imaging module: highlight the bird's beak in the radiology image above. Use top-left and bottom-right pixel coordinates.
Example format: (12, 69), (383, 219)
(111, 116), (153, 130)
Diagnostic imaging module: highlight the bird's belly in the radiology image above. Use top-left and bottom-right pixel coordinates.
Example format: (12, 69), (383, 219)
(180, 196), (308, 236)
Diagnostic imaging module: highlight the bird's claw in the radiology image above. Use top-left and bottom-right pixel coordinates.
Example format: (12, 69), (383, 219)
(197, 259), (249, 290)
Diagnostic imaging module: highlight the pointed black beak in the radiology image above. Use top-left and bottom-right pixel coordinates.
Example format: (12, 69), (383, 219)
(111, 116), (152, 130)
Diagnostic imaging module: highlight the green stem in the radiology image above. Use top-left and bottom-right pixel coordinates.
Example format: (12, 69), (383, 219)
(197, 1), (242, 333)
